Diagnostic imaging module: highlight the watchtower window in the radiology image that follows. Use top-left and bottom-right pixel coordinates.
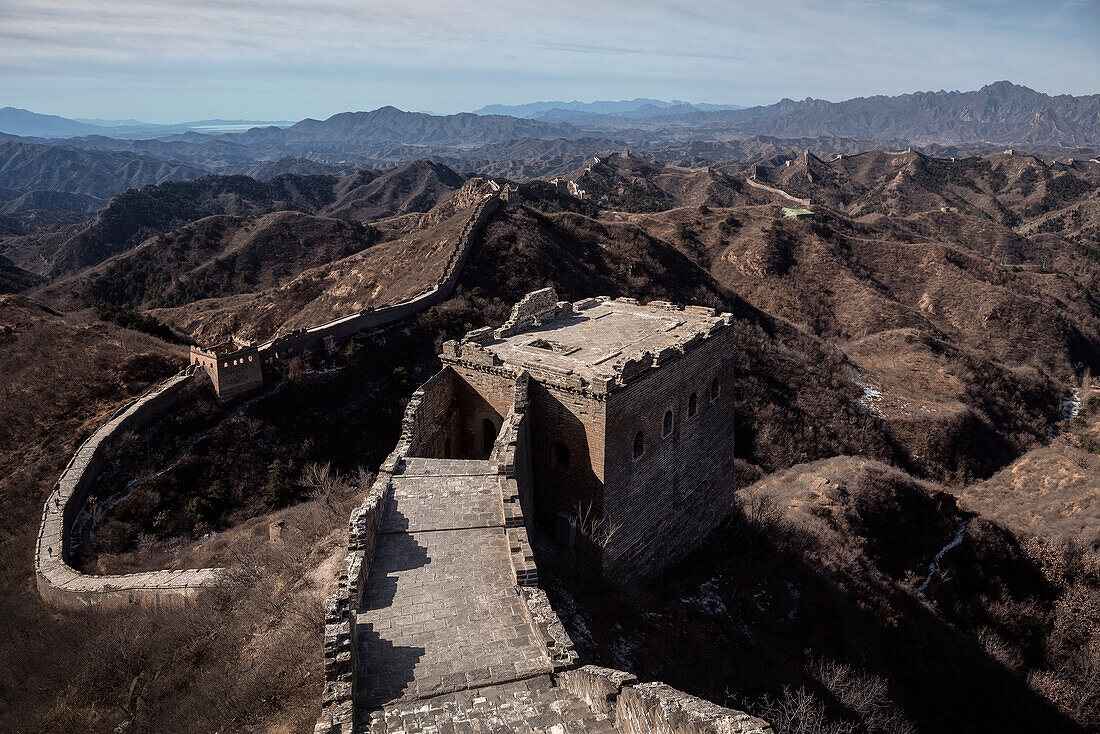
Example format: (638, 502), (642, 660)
(688, 392), (698, 417)
(551, 441), (570, 471)
(662, 410), (674, 437)
(711, 378), (721, 400)
(633, 431), (645, 460)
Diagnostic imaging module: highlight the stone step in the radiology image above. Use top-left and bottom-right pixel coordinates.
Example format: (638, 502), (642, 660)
(399, 458), (493, 477)
(361, 675), (618, 733)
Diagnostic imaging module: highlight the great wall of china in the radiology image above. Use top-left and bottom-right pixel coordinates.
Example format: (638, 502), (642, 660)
(35, 185), (502, 610)
(35, 178), (775, 733)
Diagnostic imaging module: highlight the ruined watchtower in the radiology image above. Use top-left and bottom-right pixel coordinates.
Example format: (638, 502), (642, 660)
(440, 288), (736, 584)
(189, 338), (263, 399)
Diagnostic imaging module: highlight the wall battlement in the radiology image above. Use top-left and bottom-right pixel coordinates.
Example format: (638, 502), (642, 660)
(442, 289), (733, 398)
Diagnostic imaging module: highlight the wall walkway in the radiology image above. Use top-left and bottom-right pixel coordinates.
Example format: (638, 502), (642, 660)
(34, 369), (221, 610)
(313, 367), (772, 733)
(745, 176), (813, 207)
(356, 458), (550, 713)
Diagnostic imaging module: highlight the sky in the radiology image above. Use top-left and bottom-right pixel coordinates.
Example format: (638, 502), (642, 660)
(0, 0), (1097, 123)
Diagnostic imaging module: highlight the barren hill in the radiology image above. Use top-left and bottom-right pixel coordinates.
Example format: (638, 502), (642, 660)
(7, 162), (468, 279)
(2, 148), (1098, 733)
(0, 140), (206, 204)
(563, 150), (768, 212)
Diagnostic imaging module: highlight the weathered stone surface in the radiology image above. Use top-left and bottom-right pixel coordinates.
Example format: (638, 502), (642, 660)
(616, 683), (773, 734)
(365, 675), (617, 734)
(356, 458), (551, 712)
(560, 666), (638, 716)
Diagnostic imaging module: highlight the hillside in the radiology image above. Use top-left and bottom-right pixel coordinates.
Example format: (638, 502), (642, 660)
(0, 295), (341, 732)
(2, 148), (1098, 733)
(221, 107), (581, 150)
(562, 150), (768, 212)
(0, 140), (207, 203)
(40, 212), (379, 311)
(551, 456), (1098, 732)
(750, 150), (1100, 224)
(7, 162), (468, 279)
(0, 254), (45, 293)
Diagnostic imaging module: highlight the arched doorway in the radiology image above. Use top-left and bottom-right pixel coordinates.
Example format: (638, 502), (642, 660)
(480, 417), (499, 458)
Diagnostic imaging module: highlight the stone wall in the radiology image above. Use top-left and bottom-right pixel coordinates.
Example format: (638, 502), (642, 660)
(488, 371), (578, 669)
(526, 378), (608, 539)
(397, 368), (460, 459)
(561, 666), (773, 734)
(602, 321), (736, 584)
(314, 477), (387, 734)
(448, 361), (517, 458)
(35, 369), (222, 610)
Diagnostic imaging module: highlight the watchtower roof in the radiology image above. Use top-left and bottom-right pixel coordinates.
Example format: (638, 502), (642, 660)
(443, 288), (732, 394)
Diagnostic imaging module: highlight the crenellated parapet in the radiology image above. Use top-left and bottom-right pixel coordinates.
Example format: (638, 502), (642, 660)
(441, 288), (733, 399)
(561, 666), (773, 734)
(314, 474), (388, 734)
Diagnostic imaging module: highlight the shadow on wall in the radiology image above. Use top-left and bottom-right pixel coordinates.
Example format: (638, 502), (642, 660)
(355, 630), (425, 710)
(354, 510), (430, 709)
(529, 385), (602, 539)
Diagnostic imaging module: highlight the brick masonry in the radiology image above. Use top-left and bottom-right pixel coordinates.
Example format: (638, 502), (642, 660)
(315, 290), (770, 732)
(441, 289), (736, 585)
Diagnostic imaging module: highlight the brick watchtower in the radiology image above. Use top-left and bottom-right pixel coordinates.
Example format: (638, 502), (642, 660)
(440, 288), (736, 584)
(189, 338), (263, 399)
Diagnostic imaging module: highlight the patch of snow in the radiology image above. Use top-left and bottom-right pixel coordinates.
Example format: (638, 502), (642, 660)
(918, 521), (968, 592)
(849, 367), (887, 418)
(1050, 388), (1082, 438)
(1063, 388), (1081, 422)
(683, 578), (728, 615)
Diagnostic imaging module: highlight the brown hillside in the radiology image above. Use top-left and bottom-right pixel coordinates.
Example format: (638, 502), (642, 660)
(155, 197), (480, 343)
(36, 210), (380, 311)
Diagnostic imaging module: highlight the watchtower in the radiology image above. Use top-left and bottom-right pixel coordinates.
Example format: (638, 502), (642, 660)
(441, 288), (736, 583)
(189, 338), (263, 399)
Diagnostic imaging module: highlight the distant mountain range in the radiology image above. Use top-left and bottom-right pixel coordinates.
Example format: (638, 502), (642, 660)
(0, 107), (292, 139)
(1, 82), (1098, 224)
(472, 98), (744, 117)
(4, 83), (1098, 150)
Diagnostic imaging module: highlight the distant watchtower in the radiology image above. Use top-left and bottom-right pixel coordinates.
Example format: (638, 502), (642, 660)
(440, 288), (736, 583)
(189, 338), (263, 399)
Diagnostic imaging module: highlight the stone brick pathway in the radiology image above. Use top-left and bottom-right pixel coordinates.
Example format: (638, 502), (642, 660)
(355, 458), (553, 723)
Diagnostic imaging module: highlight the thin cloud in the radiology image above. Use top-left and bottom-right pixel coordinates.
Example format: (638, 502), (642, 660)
(0, 0), (1094, 121)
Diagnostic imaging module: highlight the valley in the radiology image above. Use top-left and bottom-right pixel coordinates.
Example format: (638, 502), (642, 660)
(2, 99), (1099, 733)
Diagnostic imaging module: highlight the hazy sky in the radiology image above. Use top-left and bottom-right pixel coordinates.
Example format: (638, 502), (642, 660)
(1, 0), (1097, 123)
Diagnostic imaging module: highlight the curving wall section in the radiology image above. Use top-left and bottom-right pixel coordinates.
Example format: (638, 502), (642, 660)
(34, 368), (222, 610)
